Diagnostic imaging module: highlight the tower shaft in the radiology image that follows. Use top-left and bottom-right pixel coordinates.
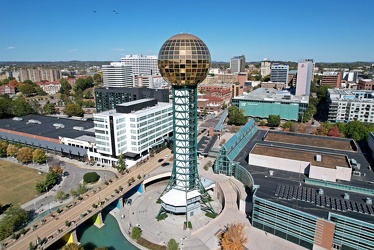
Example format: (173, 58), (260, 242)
(168, 86), (199, 192)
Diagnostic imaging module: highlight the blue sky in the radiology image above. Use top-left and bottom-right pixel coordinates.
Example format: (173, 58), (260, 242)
(1, 0), (374, 62)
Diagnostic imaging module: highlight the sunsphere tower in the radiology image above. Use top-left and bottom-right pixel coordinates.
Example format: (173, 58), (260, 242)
(157, 34), (214, 221)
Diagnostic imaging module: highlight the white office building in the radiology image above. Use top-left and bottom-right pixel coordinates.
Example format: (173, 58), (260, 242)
(102, 62), (133, 88)
(121, 54), (159, 76)
(270, 64), (289, 84)
(89, 99), (173, 166)
(296, 60), (313, 96)
(327, 89), (374, 123)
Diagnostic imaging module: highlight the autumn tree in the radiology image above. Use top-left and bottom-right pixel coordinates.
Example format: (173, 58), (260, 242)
(221, 223), (247, 250)
(328, 125), (340, 137)
(0, 141), (8, 157)
(7, 144), (18, 157)
(16, 147), (33, 164)
(32, 149), (47, 164)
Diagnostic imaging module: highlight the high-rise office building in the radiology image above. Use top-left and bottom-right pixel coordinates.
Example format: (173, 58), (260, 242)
(102, 62), (133, 88)
(260, 58), (271, 77)
(270, 64), (289, 83)
(120, 54), (159, 76)
(230, 55), (246, 73)
(296, 60), (313, 96)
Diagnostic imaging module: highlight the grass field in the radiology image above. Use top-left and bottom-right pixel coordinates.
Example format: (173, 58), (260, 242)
(0, 159), (45, 206)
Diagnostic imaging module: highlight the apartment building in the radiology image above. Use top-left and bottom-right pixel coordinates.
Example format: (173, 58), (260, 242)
(327, 89), (374, 123)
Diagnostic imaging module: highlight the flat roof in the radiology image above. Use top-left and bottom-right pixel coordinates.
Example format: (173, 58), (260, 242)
(231, 130), (374, 223)
(233, 88), (309, 103)
(265, 131), (355, 152)
(251, 144), (349, 169)
(0, 115), (94, 140)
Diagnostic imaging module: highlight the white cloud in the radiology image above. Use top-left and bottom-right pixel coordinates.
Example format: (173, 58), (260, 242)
(67, 49), (78, 52)
(7, 46), (15, 50)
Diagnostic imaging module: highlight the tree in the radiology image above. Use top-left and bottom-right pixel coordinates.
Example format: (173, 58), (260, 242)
(93, 73), (102, 82)
(76, 183), (88, 195)
(268, 114), (280, 127)
(32, 149), (47, 164)
(336, 122), (346, 136)
(16, 83), (34, 96)
(228, 106), (248, 126)
(43, 101), (56, 115)
(83, 89), (93, 99)
(62, 243), (84, 250)
(6, 144), (18, 157)
(0, 141), (8, 157)
(69, 189), (78, 198)
(0, 206), (29, 241)
(63, 103), (84, 117)
(221, 223), (247, 250)
(16, 147), (33, 164)
(328, 125), (340, 137)
(167, 239), (178, 250)
(73, 78), (86, 92)
(0, 96), (11, 118)
(345, 120), (369, 141)
(10, 97), (36, 117)
(282, 120), (293, 130)
(83, 172), (99, 183)
(131, 226), (141, 240)
(116, 154), (126, 173)
(55, 191), (67, 201)
(59, 78), (71, 95)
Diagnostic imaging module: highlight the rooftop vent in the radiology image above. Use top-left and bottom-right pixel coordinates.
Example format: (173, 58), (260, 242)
(53, 123), (65, 129)
(12, 117), (23, 121)
(316, 154), (322, 162)
(269, 170), (274, 176)
(73, 126), (84, 131)
(27, 119), (41, 124)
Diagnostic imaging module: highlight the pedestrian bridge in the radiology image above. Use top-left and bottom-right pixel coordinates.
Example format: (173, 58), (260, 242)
(1, 149), (171, 250)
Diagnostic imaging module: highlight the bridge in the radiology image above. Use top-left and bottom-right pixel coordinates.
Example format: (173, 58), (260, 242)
(3, 149), (171, 250)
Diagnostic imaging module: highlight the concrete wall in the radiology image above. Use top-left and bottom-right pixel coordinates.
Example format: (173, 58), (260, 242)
(248, 154), (310, 174)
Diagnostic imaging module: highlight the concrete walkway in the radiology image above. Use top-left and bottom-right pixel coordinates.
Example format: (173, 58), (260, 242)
(106, 155), (308, 250)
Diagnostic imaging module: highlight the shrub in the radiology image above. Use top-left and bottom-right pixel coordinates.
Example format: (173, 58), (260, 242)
(168, 239), (178, 250)
(132, 226), (141, 240)
(83, 172), (99, 184)
(205, 212), (216, 218)
(156, 213), (168, 221)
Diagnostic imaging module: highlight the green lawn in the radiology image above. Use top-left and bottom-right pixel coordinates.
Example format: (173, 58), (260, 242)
(0, 159), (45, 206)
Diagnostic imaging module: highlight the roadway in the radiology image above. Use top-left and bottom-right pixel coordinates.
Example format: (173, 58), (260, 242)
(5, 149), (171, 250)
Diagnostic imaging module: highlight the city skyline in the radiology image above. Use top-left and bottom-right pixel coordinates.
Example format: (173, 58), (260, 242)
(1, 0), (374, 62)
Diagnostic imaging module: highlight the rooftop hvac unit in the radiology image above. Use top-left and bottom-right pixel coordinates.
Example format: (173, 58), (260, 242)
(73, 126), (84, 131)
(316, 154), (322, 162)
(12, 117), (23, 121)
(269, 170), (274, 176)
(344, 193), (350, 200)
(367, 198), (372, 205)
(318, 188), (324, 195)
(53, 123), (65, 129)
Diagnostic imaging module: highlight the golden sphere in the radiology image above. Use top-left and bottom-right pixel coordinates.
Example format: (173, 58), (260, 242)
(158, 34), (211, 86)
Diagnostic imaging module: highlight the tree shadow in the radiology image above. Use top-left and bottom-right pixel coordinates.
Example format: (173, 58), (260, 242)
(0, 203), (12, 215)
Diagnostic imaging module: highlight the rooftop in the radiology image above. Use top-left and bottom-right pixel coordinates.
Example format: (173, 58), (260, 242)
(233, 88), (309, 103)
(0, 115), (94, 140)
(232, 130), (374, 223)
